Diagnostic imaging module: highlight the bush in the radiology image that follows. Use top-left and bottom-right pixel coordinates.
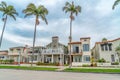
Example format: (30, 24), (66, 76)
(36, 62), (59, 66)
(9, 59), (14, 64)
(0, 59), (14, 64)
(98, 58), (106, 63)
(82, 64), (91, 67)
(111, 62), (119, 65)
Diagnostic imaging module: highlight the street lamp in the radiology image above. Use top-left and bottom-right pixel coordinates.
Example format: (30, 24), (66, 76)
(17, 48), (21, 66)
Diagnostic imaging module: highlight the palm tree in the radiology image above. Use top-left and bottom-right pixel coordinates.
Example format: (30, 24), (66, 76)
(63, 1), (81, 68)
(0, 1), (18, 48)
(112, 0), (120, 9)
(23, 3), (48, 66)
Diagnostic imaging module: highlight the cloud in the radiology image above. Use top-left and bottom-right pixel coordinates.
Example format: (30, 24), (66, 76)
(0, 0), (120, 50)
(95, 0), (115, 17)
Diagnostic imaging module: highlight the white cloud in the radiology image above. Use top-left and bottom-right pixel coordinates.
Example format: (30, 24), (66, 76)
(95, 0), (114, 17)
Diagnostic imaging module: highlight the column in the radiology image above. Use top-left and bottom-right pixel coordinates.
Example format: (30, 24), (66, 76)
(42, 54), (44, 63)
(51, 54), (54, 63)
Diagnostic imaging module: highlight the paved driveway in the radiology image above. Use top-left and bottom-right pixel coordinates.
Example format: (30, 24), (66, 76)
(0, 69), (120, 80)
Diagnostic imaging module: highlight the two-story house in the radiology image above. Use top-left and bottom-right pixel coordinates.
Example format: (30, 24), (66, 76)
(41, 36), (67, 65)
(68, 37), (91, 66)
(0, 50), (8, 60)
(8, 46), (27, 64)
(92, 38), (120, 63)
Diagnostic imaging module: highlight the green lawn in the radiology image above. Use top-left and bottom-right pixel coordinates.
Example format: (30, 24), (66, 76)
(0, 66), (57, 71)
(64, 68), (120, 73)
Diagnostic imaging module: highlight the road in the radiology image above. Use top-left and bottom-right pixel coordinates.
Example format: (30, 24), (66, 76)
(0, 69), (120, 80)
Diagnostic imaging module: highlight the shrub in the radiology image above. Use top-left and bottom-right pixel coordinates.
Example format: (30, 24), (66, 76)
(9, 59), (14, 64)
(98, 58), (106, 63)
(82, 64), (91, 67)
(36, 62), (59, 66)
(111, 62), (119, 65)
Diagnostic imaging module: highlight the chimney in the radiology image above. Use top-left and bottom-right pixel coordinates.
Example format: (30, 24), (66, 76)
(52, 36), (59, 43)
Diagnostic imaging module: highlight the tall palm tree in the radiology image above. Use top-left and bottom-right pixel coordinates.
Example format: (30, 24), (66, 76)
(0, 1), (18, 48)
(63, 1), (81, 68)
(23, 3), (48, 66)
(112, 0), (120, 9)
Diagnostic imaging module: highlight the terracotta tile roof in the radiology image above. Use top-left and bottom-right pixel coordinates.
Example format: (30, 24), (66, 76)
(68, 42), (81, 44)
(52, 36), (58, 38)
(80, 37), (91, 40)
(96, 38), (120, 44)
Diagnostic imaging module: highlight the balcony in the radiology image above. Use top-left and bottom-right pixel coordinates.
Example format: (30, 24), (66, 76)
(42, 48), (64, 54)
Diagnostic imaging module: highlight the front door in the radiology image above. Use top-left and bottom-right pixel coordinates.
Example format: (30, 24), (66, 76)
(111, 55), (115, 62)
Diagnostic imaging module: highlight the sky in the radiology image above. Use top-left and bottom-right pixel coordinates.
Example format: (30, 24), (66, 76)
(0, 0), (120, 50)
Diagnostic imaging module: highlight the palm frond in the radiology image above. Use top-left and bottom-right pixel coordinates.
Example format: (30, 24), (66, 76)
(9, 14), (16, 20)
(112, 0), (120, 9)
(65, 2), (71, 7)
(27, 3), (36, 10)
(24, 12), (34, 18)
(63, 1), (81, 16)
(1, 1), (7, 8)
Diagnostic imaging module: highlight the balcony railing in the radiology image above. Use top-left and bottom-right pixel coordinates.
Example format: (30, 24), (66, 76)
(42, 48), (64, 54)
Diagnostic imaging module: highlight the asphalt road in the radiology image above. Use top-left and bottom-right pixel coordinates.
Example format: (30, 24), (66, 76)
(0, 69), (120, 80)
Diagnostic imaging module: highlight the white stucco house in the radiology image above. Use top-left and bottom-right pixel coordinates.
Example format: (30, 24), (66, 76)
(40, 36), (67, 65)
(68, 37), (91, 66)
(92, 38), (120, 63)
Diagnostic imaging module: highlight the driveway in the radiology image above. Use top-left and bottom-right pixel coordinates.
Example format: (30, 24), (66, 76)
(0, 69), (120, 80)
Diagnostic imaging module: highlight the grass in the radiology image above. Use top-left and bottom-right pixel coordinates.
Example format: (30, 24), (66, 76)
(0, 66), (57, 71)
(64, 68), (120, 73)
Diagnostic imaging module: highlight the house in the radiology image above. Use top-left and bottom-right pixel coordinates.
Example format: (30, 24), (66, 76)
(0, 50), (8, 60)
(8, 45), (44, 64)
(27, 46), (45, 63)
(68, 37), (91, 66)
(8, 46), (28, 64)
(92, 38), (120, 63)
(41, 36), (67, 65)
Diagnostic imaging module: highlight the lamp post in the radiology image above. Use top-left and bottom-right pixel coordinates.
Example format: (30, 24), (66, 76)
(17, 48), (21, 66)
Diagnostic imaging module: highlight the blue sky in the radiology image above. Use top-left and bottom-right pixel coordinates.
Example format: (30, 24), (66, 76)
(0, 0), (120, 50)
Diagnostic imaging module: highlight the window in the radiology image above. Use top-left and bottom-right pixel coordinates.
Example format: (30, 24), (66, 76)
(105, 44), (108, 51)
(76, 47), (79, 53)
(74, 56), (81, 62)
(84, 55), (90, 62)
(108, 44), (112, 51)
(73, 45), (79, 53)
(33, 56), (37, 61)
(101, 44), (104, 51)
(83, 44), (89, 51)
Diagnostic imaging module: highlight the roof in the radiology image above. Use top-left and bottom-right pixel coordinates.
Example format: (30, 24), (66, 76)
(96, 38), (120, 44)
(92, 38), (120, 49)
(52, 36), (58, 38)
(68, 42), (81, 44)
(9, 46), (25, 49)
(0, 50), (8, 55)
(80, 37), (91, 40)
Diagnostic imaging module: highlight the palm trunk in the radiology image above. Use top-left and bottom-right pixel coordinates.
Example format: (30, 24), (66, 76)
(69, 14), (73, 68)
(31, 16), (38, 67)
(0, 15), (7, 48)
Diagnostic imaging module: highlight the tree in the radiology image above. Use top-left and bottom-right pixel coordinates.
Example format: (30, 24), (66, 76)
(102, 38), (107, 42)
(63, 1), (81, 68)
(23, 3), (48, 66)
(0, 1), (18, 48)
(112, 0), (120, 9)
